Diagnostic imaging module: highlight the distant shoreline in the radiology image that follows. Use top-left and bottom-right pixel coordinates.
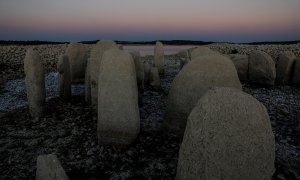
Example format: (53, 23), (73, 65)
(0, 40), (299, 46)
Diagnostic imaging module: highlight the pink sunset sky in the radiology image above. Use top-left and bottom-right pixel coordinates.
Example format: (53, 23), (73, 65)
(0, 0), (299, 42)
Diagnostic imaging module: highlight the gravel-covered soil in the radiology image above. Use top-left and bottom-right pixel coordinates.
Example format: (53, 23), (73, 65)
(0, 55), (300, 180)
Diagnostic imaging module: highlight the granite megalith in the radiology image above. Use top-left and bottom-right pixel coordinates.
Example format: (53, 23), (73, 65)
(89, 40), (118, 107)
(276, 51), (296, 85)
(229, 54), (249, 81)
(65, 43), (88, 83)
(176, 87), (275, 180)
(36, 154), (69, 180)
(248, 51), (276, 86)
(57, 54), (71, 100)
(154, 41), (165, 74)
(164, 54), (241, 135)
(98, 49), (140, 145)
(24, 48), (46, 118)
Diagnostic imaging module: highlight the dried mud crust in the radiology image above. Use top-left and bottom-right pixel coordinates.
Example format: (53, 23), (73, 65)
(0, 56), (299, 179)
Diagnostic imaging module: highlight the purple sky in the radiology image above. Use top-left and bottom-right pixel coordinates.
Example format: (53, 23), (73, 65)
(0, 0), (300, 42)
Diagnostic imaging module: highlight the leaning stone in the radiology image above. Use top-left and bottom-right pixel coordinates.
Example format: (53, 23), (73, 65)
(149, 67), (161, 90)
(36, 154), (69, 180)
(65, 43), (88, 83)
(57, 54), (71, 100)
(89, 40), (118, 107)
(248, 51), (276, 86)
(276, 51), (296, 85)
(164, 54), (241, 135)
(154, 41), (165, 74)
(98, 49), (140, 145)
(131, 51), (144, 105)
(292, 58), (300, 87)
(24, 48), (45, 118)
(229, 54), (249, 81)
(176, 87), (275, 180)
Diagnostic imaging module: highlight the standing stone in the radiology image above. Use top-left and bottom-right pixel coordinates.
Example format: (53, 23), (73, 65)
(292, 58), (300, 86)
(90, 40), (118, 107)
(118, 44), (124, 50)
(189, 46), (218, 59)
(36, 154), (69, 180)
(65, 43), (88, 83)
(149, 67), (161, 90)
(248, 51), (276, 86)
(131, 51), (144, 105)
(154, 41), (165, 74)
(98, 49), (140, 145)
(276, 51), (296, 85)
(143, 61), (152, 83)
(85, 58), (91, 103)
(24, 48), (45, 118)
(177, 50), (190, 69)
(176, 87), (275, 180)
(229, 54), (249, 81)
(57, 54), (71, 100)
(164, 54), (241, 135)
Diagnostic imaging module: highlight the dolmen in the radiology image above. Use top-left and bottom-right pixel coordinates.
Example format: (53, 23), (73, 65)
(176, 87), (275, 180)
(97, 49), (140, 145)
(24, 48), (45, 118)
(164, 54), (241, 135)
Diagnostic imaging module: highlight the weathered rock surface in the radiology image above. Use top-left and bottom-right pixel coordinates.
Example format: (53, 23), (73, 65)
(65, 43), (88, 83)
(176, 87), (275, 180)
(84, 58), (91, 103)
(24, 48), (45, 118)
(131, 51), (144, 105)
(292, 58), (300, 87)
(89, 40), (118, 107)
(154, 41), (165, 74)
(143, 61), (152, 83)
(57, 54), (71, 100)
(276, 51), (296, 85)
(189, 46), (218, 59)
(229, 54), (249, 81)
(36, 154), (69, 180)
(164, 54), (241, 134)
(248, 51), (276, 86)
(98, 49), (140, 145)
(177, 50), (189, 69)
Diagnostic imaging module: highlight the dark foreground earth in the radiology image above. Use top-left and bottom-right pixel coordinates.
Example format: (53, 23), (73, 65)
(0, 56), (300, 180)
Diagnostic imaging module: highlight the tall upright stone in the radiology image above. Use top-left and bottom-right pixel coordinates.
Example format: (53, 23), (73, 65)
(143, 61), (152, 83)
(131, 51), (144, 105)
(65, 43), (88, 83)
(164, 54), (241, 135)
(24, 48), (45, 118)
(248, 51), (276, 86)
(89, 40), (118, 107)
(36, 154), (69, 180)
(176, 87), (275, 180)
(154, 41), (165, 74)
(276, 51), (296, 85)
(57, 54), (71, 100)
(98, 49), (140, 145)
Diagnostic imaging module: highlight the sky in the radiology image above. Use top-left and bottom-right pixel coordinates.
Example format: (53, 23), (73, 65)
(0, 0), (300, 42)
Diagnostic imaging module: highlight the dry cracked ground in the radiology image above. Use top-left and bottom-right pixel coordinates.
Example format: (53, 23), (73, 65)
(0, 48), (300, 179)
